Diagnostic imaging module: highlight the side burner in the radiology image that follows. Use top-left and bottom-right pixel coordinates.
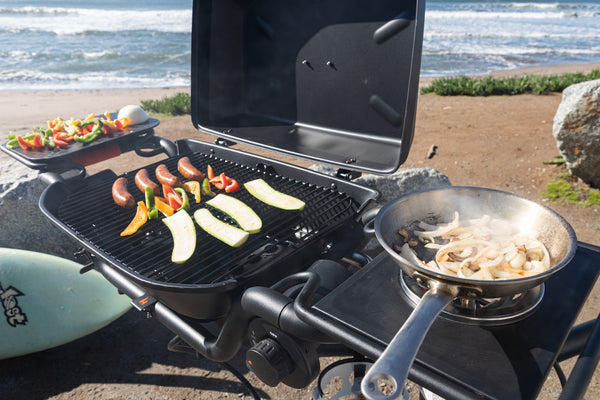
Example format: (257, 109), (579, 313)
(311, 242), (600, 399)
(399, 271), (545, 326)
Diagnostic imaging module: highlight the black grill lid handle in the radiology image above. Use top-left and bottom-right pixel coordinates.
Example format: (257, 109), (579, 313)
(38, 161), (86, 186)
(134, 135), (178, 158)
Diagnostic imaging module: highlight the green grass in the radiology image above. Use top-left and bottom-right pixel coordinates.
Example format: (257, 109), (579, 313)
(421, 69), (600, 96)
(543, 171), (600, 207)
(140, 92), (191, 116)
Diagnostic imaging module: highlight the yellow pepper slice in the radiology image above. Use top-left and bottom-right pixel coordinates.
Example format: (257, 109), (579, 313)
(182, 180), (202, 203)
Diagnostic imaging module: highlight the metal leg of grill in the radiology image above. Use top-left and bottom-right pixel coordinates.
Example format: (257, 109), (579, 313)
(94, 259), (250, 362)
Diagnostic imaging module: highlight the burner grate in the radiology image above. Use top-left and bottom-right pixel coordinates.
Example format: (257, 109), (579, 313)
(399, 271), (545, 326)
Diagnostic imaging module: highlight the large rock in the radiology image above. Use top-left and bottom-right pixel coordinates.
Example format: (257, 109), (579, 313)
(553, 79), (600, 188)
(309, 165), (451, 203)
(0, 159), (79, 260)
(355, 167), (451, 203)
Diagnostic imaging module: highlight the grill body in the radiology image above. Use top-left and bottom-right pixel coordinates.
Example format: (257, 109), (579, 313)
(40, 139), (378, 319)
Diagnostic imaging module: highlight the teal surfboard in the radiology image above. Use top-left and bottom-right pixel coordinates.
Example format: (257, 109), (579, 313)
(0, 248), (131, 360)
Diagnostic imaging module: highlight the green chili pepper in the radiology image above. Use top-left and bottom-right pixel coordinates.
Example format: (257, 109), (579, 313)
(145, 185), (159, 220)
(174, 188), (190, 211)
(201, 177), (215, 197)
(8, 132), (15, 140)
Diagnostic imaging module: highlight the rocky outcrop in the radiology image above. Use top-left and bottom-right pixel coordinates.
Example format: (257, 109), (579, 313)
(309, 166), (452, 252)
(309, 165), (451, 203)
(355, 167), (451, 203)
(0, 159), (79, 260)
(553, 79), (600, 188)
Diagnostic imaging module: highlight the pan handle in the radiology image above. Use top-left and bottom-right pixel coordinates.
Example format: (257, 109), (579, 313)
(362, 204), (382, 235)
(360, 285), (455, 400)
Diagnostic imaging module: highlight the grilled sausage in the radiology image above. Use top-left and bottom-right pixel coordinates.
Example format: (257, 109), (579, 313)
(155, 164), (181, 187)
(112, 177), (136, 209)
(135, 168), (160, 195)
(177, 157), (205, 181)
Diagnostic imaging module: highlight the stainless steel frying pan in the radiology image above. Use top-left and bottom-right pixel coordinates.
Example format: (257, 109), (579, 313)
(360, 186), (577, 400)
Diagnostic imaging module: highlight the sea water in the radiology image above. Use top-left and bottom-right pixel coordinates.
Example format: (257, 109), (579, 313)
(0, 0), (599, 91)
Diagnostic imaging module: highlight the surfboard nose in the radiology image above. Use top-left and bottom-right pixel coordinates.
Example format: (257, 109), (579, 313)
(0, 248), (131, 360)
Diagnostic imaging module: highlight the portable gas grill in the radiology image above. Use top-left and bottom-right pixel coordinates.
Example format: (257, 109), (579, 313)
(3, 0), (600, 399)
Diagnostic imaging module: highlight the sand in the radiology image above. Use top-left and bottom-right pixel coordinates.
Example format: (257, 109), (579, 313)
(1, 62), (600, 399)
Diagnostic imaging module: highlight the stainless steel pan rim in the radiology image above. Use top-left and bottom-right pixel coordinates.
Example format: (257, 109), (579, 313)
(361, 186), (577, 400)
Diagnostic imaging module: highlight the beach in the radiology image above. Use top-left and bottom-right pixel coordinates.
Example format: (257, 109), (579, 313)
(1, 62), (600, 399)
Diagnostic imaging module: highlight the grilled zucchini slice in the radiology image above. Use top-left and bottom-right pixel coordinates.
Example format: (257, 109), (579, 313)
(244, 179), (305, 210)
(162, 209), (196, 263)
(205, 194), (262, 233)
(194, 208), (249, 247)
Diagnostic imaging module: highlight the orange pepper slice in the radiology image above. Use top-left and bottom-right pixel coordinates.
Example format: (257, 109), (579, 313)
(120, 201), (148, 236)
(182, 181), (202, 203)
(155, 196), (174, 217)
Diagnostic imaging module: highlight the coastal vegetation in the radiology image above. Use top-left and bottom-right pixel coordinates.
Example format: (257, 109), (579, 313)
(140, 92), (191, 116)
(543, 171), (600, 207)
(141, 70), (600, 116)
(420, 69), (600, 96)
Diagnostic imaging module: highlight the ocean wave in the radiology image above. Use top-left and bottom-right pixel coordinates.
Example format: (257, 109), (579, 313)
(0, 6), (192, 35)
(426, 9), (599, 20)
(424, 31), (599, 40)
(0, 68), (190, 90)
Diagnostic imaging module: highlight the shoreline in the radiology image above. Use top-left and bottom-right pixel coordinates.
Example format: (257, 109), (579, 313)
(1, 62), (599, 137)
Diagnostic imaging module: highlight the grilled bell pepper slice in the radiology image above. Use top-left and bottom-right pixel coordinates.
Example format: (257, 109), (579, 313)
(201, 177), (215, 197)
(154, 196), (174, 217)
(224, 178), (240, 193)
(207, 164), (214, 180)
(120, 201), (148, 236)
(6, 138), (19, 149)
(145, 185), (159, 220)
(163, 184), (183, 210)
(52, 132), (69, 148)
(174, 188), (190, 211)
(73, 130), (99, 144)
(74, 118), (103, 143)
(182, 181), (201, 203)
(209, 172), (228, 190)
(17, 134), (43, 149)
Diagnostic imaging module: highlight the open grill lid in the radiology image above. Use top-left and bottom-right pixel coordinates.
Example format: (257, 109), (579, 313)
(190, 0), (425, 175)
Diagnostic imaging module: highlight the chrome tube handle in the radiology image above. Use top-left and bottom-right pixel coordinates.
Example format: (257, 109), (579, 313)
(360, 286), (455, 400)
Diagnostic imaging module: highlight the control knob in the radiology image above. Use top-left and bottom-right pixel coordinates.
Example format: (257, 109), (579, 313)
(246, 337), (294, 387)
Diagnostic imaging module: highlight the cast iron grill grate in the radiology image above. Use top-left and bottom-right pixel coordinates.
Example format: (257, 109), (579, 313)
(57, 152), (358, 286)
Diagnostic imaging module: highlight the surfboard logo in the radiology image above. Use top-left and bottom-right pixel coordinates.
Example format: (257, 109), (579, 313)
(0, 282), (28, 327)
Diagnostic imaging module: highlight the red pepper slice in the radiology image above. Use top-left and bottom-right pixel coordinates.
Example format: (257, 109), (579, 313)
(207, 164), (214, 180)
(224, 178), (240, 193)
(17, 134), (44, 149)
(162, 184), (183, 210)
(52, 132), (69, 147)
(32, 134), (43, 147)
(209, 172), (228, 190)
(17, 136), (33, 150)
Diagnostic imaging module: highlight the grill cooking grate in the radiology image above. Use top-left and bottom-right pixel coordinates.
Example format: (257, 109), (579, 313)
(57, 152), (358, 286)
